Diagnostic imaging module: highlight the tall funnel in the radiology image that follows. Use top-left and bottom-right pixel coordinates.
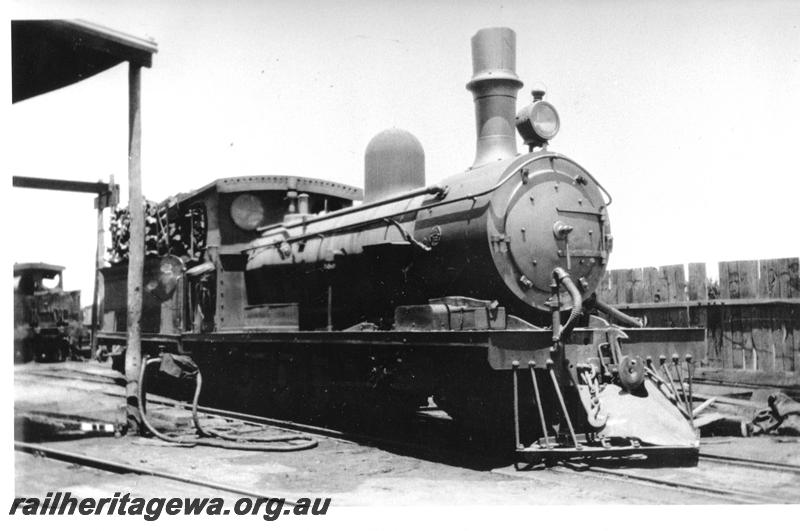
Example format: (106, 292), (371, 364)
(466, 27), (523, 168)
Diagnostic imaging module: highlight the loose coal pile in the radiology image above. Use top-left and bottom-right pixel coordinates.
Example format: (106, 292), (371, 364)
(108, 200), (206, 263)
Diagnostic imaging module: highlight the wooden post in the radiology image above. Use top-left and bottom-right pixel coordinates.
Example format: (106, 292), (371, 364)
(125, 64), (144, 433)
(91, 175), (116, 359)
(90, 183), (105, 359)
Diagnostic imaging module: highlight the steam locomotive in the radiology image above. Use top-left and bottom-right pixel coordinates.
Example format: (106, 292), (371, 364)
(97, 28), (703, 464)
(14, 263), (86, 363)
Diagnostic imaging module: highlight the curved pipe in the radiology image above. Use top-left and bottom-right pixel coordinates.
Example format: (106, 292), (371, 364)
(383, 218), (431, 252)
(137, 357), (195, 447)
(258, 184), (446, 232)
(594, 298), (644, 328)
(552, 267), (582, 340)
(137, 357), (317, 451)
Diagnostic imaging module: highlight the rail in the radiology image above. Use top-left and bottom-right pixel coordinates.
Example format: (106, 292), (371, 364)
(15, 441), (300, 504)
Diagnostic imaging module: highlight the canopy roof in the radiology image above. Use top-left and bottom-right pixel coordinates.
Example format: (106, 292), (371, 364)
(12, 19), (158, 103)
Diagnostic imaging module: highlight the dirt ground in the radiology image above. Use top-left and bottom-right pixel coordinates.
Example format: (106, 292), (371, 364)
(12, 361), (799, 506)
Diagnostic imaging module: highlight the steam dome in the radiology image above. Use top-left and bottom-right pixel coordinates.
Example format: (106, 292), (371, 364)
(364, 128), (425, 203)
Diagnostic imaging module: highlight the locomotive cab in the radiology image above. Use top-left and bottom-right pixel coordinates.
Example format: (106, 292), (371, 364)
(14, 263), (84, 363)
(14, 262), (63, 296)
(98, 175), (362, 338)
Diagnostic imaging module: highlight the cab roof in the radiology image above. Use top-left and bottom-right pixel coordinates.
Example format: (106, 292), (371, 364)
(172, 175), (364, 206)
(14, 262), (65, 277)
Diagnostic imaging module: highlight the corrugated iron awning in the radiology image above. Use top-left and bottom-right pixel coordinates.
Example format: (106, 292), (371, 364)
(12, 19), (158, 103)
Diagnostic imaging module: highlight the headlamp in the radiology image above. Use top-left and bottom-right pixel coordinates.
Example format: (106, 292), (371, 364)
(516, 89), (560, 148)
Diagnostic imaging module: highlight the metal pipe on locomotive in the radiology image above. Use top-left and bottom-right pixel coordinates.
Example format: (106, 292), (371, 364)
(97, 27), (703, 464)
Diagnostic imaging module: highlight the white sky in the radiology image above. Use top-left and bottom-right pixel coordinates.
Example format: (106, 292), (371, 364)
(5, 0), (800, 299)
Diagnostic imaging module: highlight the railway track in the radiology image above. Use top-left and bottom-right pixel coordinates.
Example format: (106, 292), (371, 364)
(570, 466), (791, 504)
(15, 441), (300, 504)
(698, 452), (800, 474)
(16, 364), (800, 504)
(549, 451), (800, 504)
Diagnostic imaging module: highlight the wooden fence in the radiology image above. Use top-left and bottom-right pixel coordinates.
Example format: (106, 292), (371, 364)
(596, 257), (800, 387)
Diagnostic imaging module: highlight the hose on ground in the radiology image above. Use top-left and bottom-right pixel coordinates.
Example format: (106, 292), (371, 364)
(137, 357), (317, 451)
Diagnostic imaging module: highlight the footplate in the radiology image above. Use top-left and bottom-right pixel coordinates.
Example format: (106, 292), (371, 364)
(516, 442), (699, 466)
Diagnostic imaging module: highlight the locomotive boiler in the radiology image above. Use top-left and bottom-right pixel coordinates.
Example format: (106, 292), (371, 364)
(97, 27), (704, 464)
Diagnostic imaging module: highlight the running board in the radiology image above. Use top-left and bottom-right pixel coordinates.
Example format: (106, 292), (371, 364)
(516, 444), (699, 465)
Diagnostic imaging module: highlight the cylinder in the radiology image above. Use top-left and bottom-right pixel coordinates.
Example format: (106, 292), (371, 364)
(466, 27), (523, 168)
